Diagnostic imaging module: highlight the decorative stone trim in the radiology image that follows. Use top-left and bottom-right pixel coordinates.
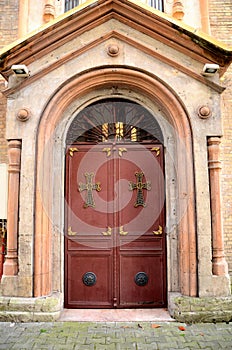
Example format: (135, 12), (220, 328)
(16, 108), (31, 122)
(43, 0), (55, 23)
(172, 1), (184, 21)
(198, 105), (211, 119)
(107, 44), (119, 57)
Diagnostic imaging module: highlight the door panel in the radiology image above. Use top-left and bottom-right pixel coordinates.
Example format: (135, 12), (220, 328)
(119, 254), (165, 306)
(65, 143), (166, 308)
(67, 253), (113, 307)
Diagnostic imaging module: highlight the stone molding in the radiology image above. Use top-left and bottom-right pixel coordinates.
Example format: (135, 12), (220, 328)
(2, 30), (225, 97)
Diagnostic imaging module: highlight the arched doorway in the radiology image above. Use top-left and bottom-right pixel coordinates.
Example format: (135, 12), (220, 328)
(34, 67), (197, 306)
(64, 98), (166, 308)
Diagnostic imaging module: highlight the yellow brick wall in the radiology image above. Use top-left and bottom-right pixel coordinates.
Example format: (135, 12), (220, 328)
(209, 0), (232, 274)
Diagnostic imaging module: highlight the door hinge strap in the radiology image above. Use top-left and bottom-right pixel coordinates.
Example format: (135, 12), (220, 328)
(153, 225), (163, 235)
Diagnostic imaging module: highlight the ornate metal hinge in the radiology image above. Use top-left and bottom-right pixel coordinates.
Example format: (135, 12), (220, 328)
(151, 147), (160, 156)
(102, 227), (112, 236)
(129, 172), (151, 207)
(68, 226), (77, 236)
(78, 172), (101, 208)
(102, 147), (127, 157)
(119, 226), (128, 236)
(118, 148), (127, 157)
(69, 147), (78, 157)
(153, 225), (163, 235)
(102, 147), (111, 157)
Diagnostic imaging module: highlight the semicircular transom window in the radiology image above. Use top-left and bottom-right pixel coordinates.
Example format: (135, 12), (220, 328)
(66, 99), (163, 144)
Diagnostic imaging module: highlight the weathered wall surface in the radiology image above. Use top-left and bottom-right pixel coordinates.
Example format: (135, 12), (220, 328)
(209, 0), (232, 275)
(0, 0), (19, 163)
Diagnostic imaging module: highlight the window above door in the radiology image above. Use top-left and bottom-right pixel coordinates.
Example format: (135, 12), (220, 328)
(66, 99), (163, 145)
(64, 0), (164, 13)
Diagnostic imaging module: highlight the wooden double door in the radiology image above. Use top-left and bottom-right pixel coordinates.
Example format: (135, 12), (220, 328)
(65, 142), (166, 308)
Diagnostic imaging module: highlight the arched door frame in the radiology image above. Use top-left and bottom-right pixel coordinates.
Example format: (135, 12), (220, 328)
(34, 67), (197, 301)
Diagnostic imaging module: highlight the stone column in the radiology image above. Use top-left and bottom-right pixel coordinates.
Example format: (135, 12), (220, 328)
(3, 140), (22, 276)
(207, 137), (228, 276)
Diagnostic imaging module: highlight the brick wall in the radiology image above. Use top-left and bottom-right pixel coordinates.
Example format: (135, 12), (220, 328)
(209, 0), (232, 274)
(0, 0), (19, 163)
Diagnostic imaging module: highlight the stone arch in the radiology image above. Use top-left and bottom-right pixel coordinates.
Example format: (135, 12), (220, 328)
(34, 67), (197, 300)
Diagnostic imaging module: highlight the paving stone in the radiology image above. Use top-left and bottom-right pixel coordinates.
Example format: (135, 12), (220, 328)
(0, 321), (231, 349)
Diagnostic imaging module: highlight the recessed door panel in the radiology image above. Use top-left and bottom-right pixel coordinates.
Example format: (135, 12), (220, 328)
(119, 254), (165, 307)
(67, 253), (113, 307)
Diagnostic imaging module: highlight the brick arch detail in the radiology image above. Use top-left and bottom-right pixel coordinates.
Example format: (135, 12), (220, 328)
(34, 67), (197, 298)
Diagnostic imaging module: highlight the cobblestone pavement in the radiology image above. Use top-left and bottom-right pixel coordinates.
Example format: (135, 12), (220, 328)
(0, 321), (231, 350)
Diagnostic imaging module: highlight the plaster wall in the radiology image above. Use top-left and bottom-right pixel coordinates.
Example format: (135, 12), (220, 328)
(1, 17), (229, 300)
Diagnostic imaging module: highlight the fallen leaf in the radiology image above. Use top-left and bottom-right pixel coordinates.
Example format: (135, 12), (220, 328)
(178, 326), (186, 331)
(151, 324), (161, 328)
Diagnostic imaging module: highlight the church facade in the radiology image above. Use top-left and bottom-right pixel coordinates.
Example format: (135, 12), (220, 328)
(0, 0), (232, 322)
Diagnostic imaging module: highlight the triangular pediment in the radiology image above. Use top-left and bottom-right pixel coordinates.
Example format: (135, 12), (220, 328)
(0, 0), (231, 83)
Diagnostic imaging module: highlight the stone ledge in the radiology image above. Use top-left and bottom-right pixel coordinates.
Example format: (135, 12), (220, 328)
(170, 294), (232, 323)
(0, 310), (60, 322)
(0, 292), (61, 322)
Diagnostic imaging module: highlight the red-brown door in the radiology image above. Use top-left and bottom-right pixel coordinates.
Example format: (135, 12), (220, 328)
(65, 143), (166, 308)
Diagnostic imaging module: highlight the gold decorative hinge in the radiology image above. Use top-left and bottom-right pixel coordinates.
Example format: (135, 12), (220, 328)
(153, 225), (163, 235)
(102, 227), (112, 236)
(69, 147), (78, 157)
(102, 147), (111, 157)
(119, 226), (128, 236)
(151, 147), (160, 156)
(68, 226), (77, 236)
(118, 147), (127, 157)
